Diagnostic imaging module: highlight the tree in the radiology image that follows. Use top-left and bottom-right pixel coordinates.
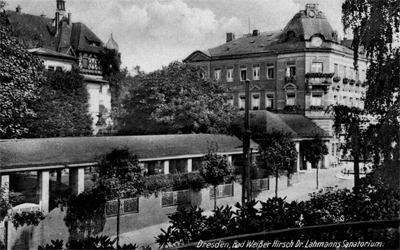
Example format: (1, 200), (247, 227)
(258, 130), (297, 198)
(25, 68), (93, 137)
(93, 148), (145, 247)
(303, 133), (329, 189)
(342, 0), (400, 187)
(328, 105), (370, 195)
(119, 61), (239, 135)
(0, 6), (45, 138)
(200, 148), (234, 210)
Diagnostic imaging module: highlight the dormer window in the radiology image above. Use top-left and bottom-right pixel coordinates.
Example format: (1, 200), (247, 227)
(286, 31), (296, 41)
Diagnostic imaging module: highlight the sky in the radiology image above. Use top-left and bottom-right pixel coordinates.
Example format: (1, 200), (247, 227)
(6, 0), (346, 73)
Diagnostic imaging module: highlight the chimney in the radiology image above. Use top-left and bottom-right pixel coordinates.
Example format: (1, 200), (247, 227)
(68, 13), (72, 25)
(55, 12), (60, 35)
(226, 33), (235, 43)
(16, 5), (21, 13)
(252, 30), (259, 36)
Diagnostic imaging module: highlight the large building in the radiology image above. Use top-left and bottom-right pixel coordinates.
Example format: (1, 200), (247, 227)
(184, 3), (368, 164)
(6, 0), (119, 134)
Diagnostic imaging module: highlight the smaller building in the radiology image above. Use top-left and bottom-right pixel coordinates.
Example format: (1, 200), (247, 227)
(6, 0), (119, 134)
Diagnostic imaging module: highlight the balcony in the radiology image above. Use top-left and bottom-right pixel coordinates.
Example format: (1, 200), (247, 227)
(305, 72), (334, 92)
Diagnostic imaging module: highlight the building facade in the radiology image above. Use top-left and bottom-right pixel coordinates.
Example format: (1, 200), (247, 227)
(184, 3), (368, 164)
(6, 0), (119, 134)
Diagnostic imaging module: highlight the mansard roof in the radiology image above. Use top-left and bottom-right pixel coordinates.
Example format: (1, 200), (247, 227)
(6, 10), (103, 55)
(184, 4), (343, 61)
(278, 9), (335, 42)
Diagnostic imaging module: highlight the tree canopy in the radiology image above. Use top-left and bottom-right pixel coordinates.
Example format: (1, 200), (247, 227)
(118, 61), (239, 135)
(0, 8), (45, 138)
(25, 69), (93, 137)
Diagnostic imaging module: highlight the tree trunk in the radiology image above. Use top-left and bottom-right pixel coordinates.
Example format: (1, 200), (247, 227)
(275, 169), (279, 198)
(116, 196), (120, 248)
(214, 185), (217, 210)
(315, 161), (319, 189)
(353, 153), (360, 196)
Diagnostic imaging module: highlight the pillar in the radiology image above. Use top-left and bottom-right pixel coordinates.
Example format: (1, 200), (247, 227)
(164, 161), (169, 174)
(295, 142), (300, 172)
(69, 168), (84, 195)
(38, 171), (50, 213)
(1, 174), (10, 202)
(187, 159), (192, 173)
(227, 155), (232, 165)
(56, 169), (62, 186)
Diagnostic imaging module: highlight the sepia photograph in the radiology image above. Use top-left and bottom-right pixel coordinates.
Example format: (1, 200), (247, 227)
(0, 0), (399, 249)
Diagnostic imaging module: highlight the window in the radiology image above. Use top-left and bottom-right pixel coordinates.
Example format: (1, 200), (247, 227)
(228, 98), (234, 106)
(334, 63), (338, 76)
(214, 69), (221, 80)
(350, 67), (354, 79)
(227, 68), (233, 82)
(239, 95), (245, 110)
(286, 93), (296, 105)
(361, 70), (366, 82)
(311, 62), (323, 73)
(253, 65), (260, 80)
(240, 66), (247, 81)
(146, 161), (164, 175)
(192, 158), (202, 172)
(342, 96), (347, 105)
(82, 58), (89, 69)
(333, 95), (338, 104)
(349, 97), (353, 107)
(267, 65), (274, 79)
(311, 92), (323, 106)
(169, 159), (187, 174)
(266, 93), (274, 109)
(343, 66), (347, 78)
(251, 93), (260, 110)
(286, 66), (296, 77)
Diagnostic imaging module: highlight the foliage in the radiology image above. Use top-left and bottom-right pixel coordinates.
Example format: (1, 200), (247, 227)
(0, 186), (11, 221)
(0, 9), (45, 138)
(257, 129), (297, 197)
(156, 173), (400, 248)
(200, 150), (235, 209)
(25, 68), (93, 137)
(38, 236), (143, 250)
(283, 105), (298, 112)
(327, 105), (370, 193)
(333, 76), (341, 82)
(342, 0), (399, 66)
(309, 105), (325, 111)
(99, 48), (121, 77)
(304, 72), (335, 78)
(10, 210), (45, 229)
(93, 148), (145, 200)
(64, 188), (107, 241)
(342, 0), (400, 188)
(144, 172), (208, 196)
(119, 61), (239, 135)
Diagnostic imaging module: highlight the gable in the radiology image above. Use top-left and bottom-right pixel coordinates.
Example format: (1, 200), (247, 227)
(183, 50), (211, 63)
